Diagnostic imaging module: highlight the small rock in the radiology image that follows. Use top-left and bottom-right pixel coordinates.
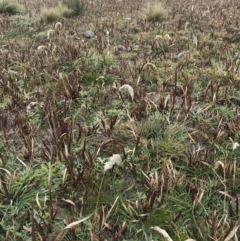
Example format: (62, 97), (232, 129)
(83, 30), (95, 39)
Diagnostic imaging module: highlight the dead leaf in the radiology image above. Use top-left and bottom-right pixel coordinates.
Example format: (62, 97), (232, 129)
(63, 214), (92, 229)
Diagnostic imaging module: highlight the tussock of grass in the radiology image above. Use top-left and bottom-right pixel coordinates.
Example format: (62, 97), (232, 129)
(0, 0), (24, 15)
(142, 1), (168, 22)
(63, 0), (84, 16)
(39, 2), (72, 23)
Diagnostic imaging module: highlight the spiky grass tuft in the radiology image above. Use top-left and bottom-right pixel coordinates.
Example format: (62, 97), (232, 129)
(63, 0), (85, 16)
(142, 1), (168, 23)
(39, 2), (73, 23)
(0, 0), (24, 15)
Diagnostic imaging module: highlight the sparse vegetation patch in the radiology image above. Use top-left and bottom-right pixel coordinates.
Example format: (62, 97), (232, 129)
(0, 0), (240, 240)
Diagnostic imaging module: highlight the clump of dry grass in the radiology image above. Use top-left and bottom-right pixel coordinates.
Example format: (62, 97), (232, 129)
(142, 1), (168, 22)
(63, 0), (85, 16)
(0, 0), (24, 15)
(39, 2), (72, 23)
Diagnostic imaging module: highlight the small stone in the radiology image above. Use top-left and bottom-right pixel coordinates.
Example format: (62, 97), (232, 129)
(83, 30), (95, 39)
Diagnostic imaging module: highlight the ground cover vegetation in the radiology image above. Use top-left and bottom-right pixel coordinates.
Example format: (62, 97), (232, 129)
(0, 0), (240, 240)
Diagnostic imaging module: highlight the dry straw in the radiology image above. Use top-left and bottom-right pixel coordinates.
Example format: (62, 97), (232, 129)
(142, 1), (168, 22)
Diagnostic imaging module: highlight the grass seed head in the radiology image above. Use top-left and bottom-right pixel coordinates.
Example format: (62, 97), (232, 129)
(119, 84), (134, 101)
(214, 161), (224, 170)
(233, 142), (240, 150)
(55, 21), (63, 30)
(104, 154), (123, 173)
